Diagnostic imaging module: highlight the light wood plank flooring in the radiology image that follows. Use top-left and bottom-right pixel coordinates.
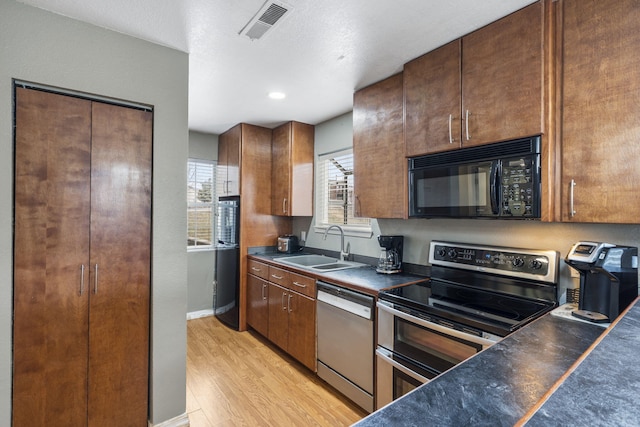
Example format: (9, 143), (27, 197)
(187, 316), (368, 426)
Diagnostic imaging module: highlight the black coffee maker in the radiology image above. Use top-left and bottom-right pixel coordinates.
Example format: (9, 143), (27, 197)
(565, 242), (638, 323)
(376, 235), (403, 274)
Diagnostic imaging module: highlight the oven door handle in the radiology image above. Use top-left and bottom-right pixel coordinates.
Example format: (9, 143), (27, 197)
(376, 347), (430, 384)
(377, 301), (499, 347)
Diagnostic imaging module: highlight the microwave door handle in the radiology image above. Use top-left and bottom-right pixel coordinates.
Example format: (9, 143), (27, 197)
(490, 161), (501, 215)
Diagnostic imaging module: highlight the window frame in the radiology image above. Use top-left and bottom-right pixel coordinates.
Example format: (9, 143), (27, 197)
(314, 148), (372, 238)
(187, 158), (216, 251)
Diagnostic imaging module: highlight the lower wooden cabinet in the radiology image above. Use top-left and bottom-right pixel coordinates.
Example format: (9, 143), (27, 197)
(247, 274), (269, 338)
(247, 259), (316, 371)
(268, 282), (316, 371)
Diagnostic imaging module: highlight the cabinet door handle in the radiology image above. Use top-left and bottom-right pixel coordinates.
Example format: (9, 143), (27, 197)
(282, 198), (288, 214)
(292, 281), (307, 289)
(465, 109), (471, 141)
(271, 274), (284, 280)
(448, 114), (454, 144)
(80, 264), (85, 296)
(288, 293), (293, 313)
(570, 179), (577, 217)
(93, 264), (99, 294)
(282, 292), (287, 310)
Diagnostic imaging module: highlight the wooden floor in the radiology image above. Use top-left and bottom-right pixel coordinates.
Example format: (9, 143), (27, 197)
(186, 316), (368, 426)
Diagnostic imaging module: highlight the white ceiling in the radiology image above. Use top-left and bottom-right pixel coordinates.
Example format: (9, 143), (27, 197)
(18, 0), (536, 135)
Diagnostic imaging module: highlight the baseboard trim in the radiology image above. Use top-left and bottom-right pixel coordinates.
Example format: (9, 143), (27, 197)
(148, 412), (190, 427)
(186, 309), (214, 320)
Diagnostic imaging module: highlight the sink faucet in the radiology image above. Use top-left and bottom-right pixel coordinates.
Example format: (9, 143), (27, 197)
(323, 225), (350, 261)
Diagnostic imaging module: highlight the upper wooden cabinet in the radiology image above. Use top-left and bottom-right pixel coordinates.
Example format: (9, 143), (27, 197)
(405, 41), (462, 156)
(271, 121), (314, 216)
(405, 1), (546, 156)
(559, 0), (640, 223)
(218, 125), (241, 196)
(353, 73), (406, 219)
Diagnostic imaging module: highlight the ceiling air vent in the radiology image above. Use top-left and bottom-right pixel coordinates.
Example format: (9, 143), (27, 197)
(239, 1), (292, 41)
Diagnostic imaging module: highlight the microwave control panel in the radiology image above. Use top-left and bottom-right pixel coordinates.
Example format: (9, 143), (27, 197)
(501, 156), (537, 217)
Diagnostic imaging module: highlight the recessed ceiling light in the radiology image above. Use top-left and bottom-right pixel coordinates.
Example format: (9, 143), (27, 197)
(268, 92), (286, 100)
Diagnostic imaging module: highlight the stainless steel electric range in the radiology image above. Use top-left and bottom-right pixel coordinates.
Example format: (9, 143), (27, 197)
(376, 241), (559, 409)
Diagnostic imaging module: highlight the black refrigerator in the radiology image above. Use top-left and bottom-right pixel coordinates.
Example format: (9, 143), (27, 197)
(214, 195), (240, 330)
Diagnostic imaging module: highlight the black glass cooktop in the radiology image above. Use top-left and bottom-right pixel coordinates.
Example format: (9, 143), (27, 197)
(379, 272), (556, 337)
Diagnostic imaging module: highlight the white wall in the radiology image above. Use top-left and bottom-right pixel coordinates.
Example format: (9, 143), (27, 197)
(294, 112), (640, 299)
(188, 131), (219, 314)
(0, 2), (189, 425)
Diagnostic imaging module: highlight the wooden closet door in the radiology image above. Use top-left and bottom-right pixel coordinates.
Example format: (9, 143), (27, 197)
(13, 88), (92, 426)
(88, 102), (152, 426)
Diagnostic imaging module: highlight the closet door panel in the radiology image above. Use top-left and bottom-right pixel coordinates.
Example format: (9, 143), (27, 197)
(13, 88), (92, 426)
(88, 102), (152, 425)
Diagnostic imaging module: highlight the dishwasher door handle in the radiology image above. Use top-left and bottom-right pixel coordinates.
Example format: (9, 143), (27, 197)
(317, 290), (373, 319)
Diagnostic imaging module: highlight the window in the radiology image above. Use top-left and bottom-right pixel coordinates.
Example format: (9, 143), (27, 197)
(316, 149), (371, 234)
(187, 159), (215, 249)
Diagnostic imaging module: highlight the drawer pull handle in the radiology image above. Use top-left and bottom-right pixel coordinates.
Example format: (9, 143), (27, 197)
(272, 274), (284, 280)
(292, 281), (307, 288)
(251, 266), (262, 272)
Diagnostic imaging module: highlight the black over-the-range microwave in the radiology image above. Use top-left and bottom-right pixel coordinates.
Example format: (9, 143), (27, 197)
(408, 135), (541, 219)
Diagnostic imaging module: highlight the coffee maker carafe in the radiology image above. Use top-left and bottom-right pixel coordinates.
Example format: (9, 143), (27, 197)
(565, 242), (638, 323)
(377, 235), (403, 274)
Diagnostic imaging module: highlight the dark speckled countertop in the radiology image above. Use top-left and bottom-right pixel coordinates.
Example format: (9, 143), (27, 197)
(355, 314), (605, 427)
(247, 251), (429, 296)
(523, 300), (640, 426)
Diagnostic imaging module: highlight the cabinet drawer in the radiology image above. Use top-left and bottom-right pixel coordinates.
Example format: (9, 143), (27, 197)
(268, 266), (290, 287)
(289, 272), (316, 298)
(248, 259), (269, 280)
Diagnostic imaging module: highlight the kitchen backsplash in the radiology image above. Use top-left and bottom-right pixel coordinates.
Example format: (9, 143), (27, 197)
(294, 216), (640, 303)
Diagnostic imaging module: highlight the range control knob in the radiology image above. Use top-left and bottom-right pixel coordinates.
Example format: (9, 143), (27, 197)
(447, 249), (458, 259)
(436, 247), (447, 258)
(512, 257), (525, 268)
(529, 259), (543, 270)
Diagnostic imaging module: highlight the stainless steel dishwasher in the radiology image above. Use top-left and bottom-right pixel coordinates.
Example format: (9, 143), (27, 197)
(316, 281), (375, 413)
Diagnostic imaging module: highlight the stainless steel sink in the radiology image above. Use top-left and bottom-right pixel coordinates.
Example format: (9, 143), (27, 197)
(274, 254), (366, 272)
(275, 254), (338, 266)
(310, 262), (363, 272)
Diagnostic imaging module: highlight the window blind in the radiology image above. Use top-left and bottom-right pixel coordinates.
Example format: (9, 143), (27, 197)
(316, 149), (370, 227)
(187, 159), (215, 248)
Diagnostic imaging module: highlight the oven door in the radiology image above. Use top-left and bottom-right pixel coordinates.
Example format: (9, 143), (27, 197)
(375, 347), (437, 409)
(377, 300), (499, 385)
